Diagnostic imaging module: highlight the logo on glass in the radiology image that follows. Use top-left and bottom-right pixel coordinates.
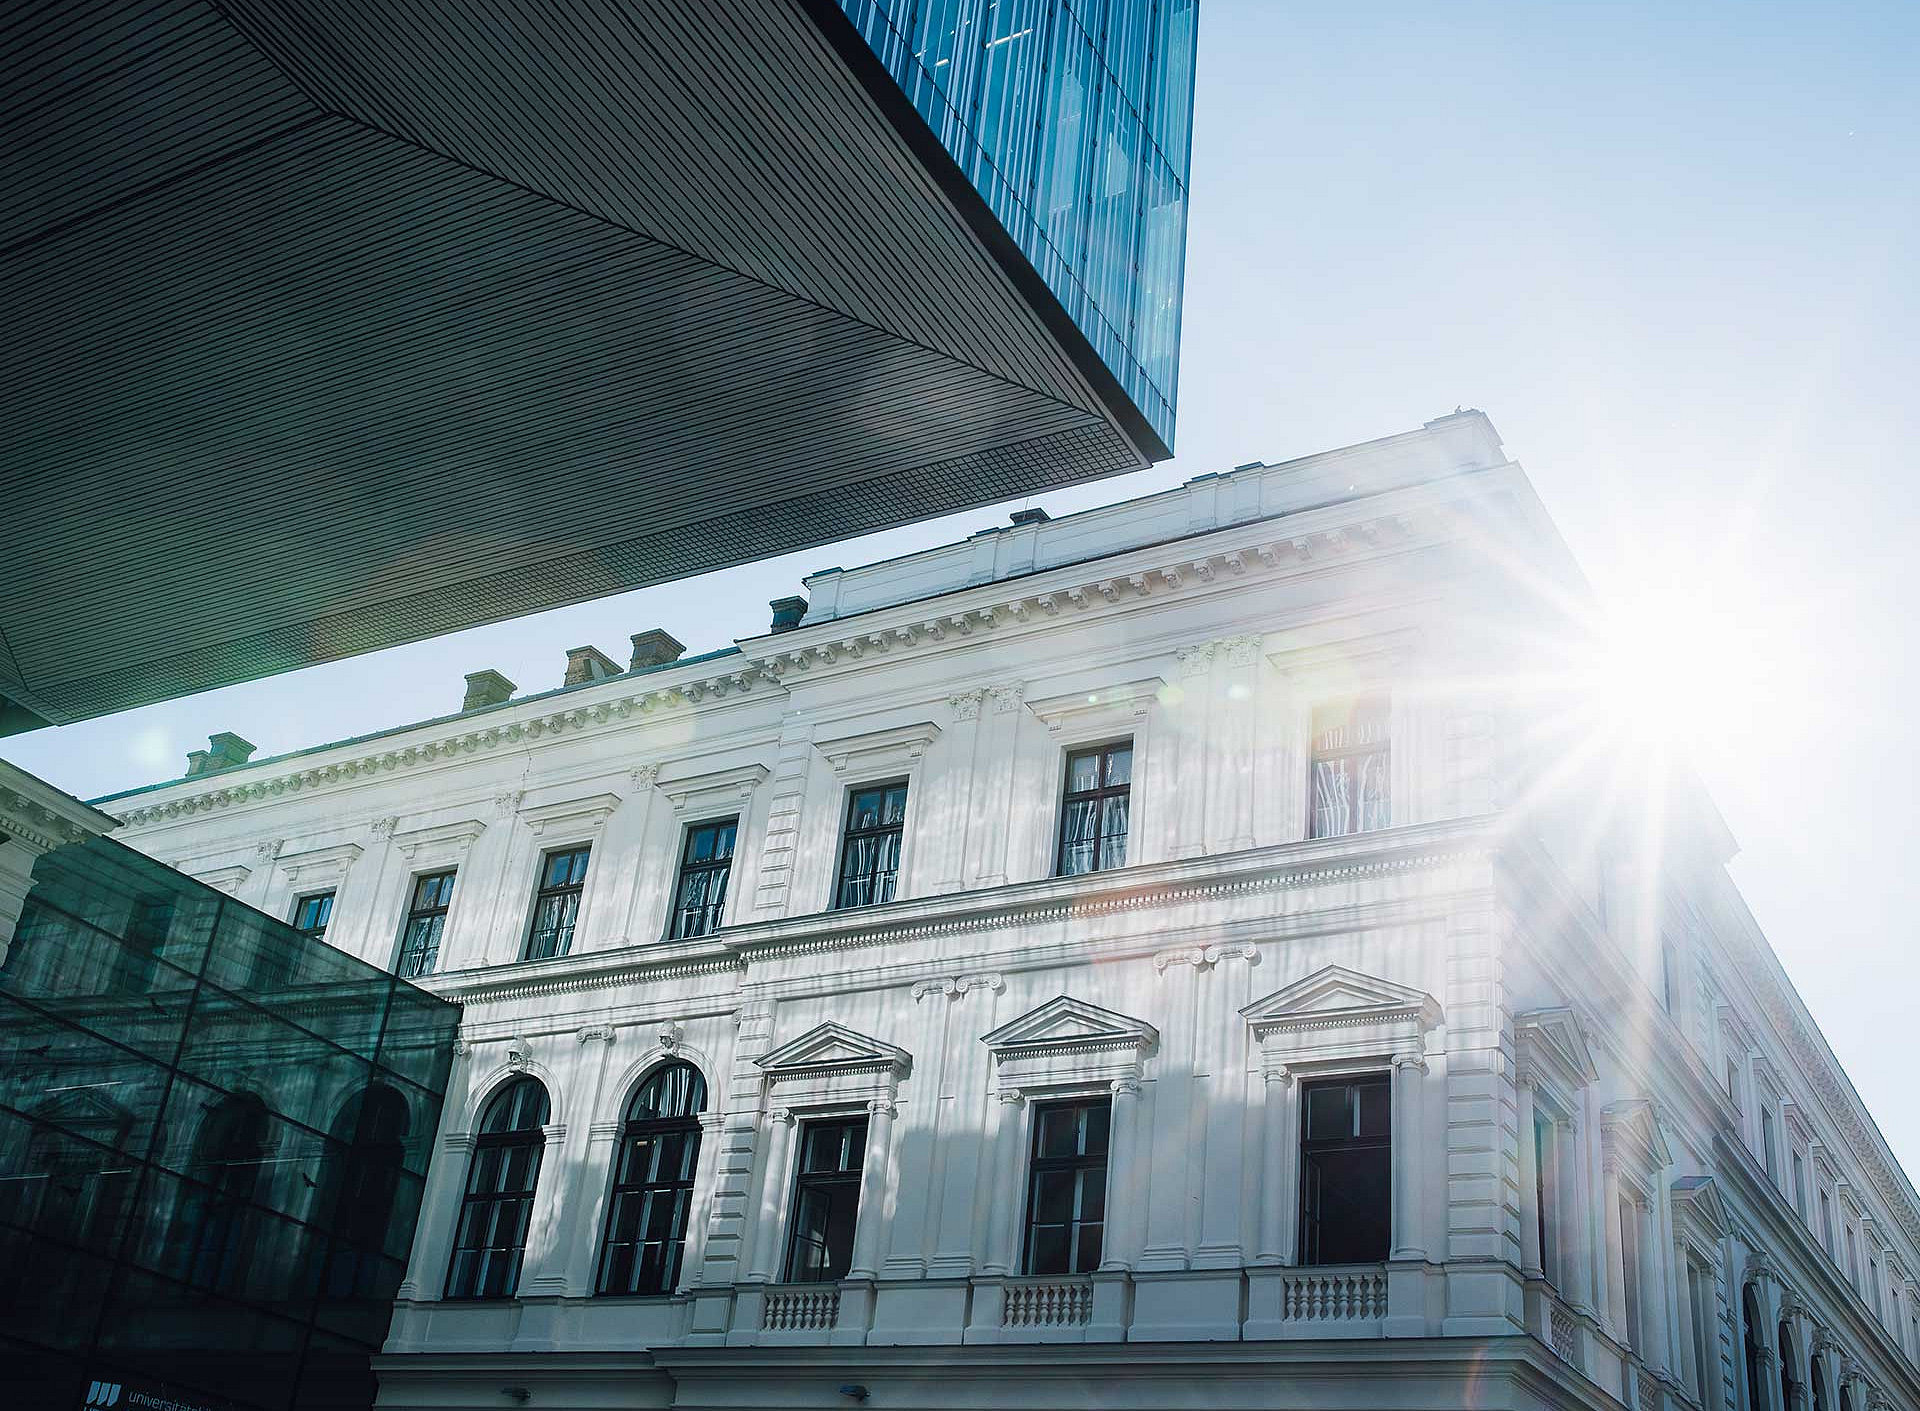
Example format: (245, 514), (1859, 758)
(82, 1382), (122, 1409)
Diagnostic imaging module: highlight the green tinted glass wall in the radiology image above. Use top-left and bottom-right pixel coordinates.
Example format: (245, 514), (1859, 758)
(836, 0), (1196, 446)
(0, 836), (460, 1411)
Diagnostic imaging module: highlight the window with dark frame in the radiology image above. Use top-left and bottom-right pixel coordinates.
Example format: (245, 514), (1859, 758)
(1023, 1098), (1111, 1275)
(1620, 1195), (1643, 1347)
(396, 871), (455, 980)
(524, 845), (591, 960)
(445, 1077), (549, 1300)
(834, 783), (907, 910)
(1762, 1107), (1779, 1181)
(670, 819), (737, 939)
(1533, 1110), (1556, 1284)
(1792, 1149), (1808, 1218)
(1298, 1074), (1391, 1265)
(596, 1061), (705, 1297)
(784, 1116), (868, 1282)
(290, 891), (334, 942)
(1308, 696), (1390, 839)
(1055, 740), (1132, 877)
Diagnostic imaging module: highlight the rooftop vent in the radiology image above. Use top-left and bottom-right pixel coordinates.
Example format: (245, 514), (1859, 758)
(1009, 507), (1050, 526)
(185, 731), (255, 777)
(563, 645), (622, 687)
(629, 629), (686, 671)
(769, 596), (807, 633)
(462, 669), (516, 712)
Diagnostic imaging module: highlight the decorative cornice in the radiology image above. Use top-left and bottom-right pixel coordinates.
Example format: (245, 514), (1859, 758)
(814, 720), (941, 777)
(0, 762), (117, 852)
(517, 791), (622, 838)
(105, 498), (1455, 831)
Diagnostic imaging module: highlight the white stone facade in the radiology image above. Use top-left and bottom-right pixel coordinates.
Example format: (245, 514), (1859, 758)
(102, 413), (1920, 1411)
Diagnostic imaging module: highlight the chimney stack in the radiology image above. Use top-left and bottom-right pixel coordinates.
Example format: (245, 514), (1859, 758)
(628, 629), (686, 671)
(563, 645), (621, 687)
(769, 596), (807, 633)
(462, 669), (516, 712)
(186, 731), (255, 777)
(1010, 507), (1050, 526)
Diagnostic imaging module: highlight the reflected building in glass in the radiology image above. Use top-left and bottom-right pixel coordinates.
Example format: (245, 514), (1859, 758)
(0, 826), (459, 1411)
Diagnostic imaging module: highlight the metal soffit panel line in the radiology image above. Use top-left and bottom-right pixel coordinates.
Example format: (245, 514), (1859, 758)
(0, 0), (1162, 731)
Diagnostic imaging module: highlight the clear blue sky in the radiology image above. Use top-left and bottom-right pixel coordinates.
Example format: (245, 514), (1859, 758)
(8, 0), (1918, 1167)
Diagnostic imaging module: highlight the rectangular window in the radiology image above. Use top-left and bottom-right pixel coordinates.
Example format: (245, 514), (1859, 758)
(290, 891), (335, 941)
(1660, 938), (1679, 1012)
(1870, 1258), (1882, 1315)
(524, 845), (590, 960)
(1846, 1226), (1859, 1284)
(1725, 1058), (1740, 1108)
(1308, 697), (1390, 839)
(1534, 1111), (1557, 1285)
(1023, 1098), (1111, 1275)
(834, 782), (907, 909)
(1298, 1074), (1391, 1265)
(1820, 1189), (1834, 1253)
(396, 871), (455, 979)
(1761, 1108), (1778, 1182)
(1621, 1196), (1643, 1349)
(785, 1117), (868, 1283)
(670, 818), (737, 939)
(1055, 740), (1133, 876)
(1792, 1151), (1808, 1219)
(1688, 1260), (1714, 1398)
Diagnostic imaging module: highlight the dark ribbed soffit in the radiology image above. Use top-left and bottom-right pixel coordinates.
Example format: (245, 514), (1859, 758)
(0, 0), (1155, 730)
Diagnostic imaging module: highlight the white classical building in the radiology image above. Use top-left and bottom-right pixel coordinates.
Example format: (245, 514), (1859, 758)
(99, 412), (1920, 1411)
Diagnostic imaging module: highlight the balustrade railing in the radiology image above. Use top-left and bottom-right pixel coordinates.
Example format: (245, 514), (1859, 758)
(1549, 1300), (1579, 1365)
(1002, 1277), (1093, 1329)
(763, 1285), (840, 1332)
(1280, 1266), (1387, 1322)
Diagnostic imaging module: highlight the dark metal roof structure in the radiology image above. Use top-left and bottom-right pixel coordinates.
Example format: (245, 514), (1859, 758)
(0, 0), (1166, 733)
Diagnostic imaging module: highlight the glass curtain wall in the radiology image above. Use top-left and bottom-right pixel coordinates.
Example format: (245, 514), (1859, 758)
(0, 835), (460, 1411)
(832, 0), (1197, 446)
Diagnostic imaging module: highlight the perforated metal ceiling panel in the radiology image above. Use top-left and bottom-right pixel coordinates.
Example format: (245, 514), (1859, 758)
(0, 0), (1159, 731)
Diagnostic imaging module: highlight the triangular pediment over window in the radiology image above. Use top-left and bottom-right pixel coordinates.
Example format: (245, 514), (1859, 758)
(1602, 1098), (1674, 1172)
(1240, 964), (1440, 1032)
(757, 1021), (910, 1079)
(982, 996), (1157, 1095)
(982, 995), (1158, 1058)
(1672, 1173), (1729, 1250)
(1516, 1006), (1599, 1092)
(1240, 964), (1440, 1069)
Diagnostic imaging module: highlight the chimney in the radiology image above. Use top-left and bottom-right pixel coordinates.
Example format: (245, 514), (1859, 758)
(462, 669), (516, 712)
(563, 645), (621, 687)
(187, 732), (255, 776)
(768, 596), (808, 633)
(628, 629), (686, 671)
(1009, 507), (1050, 526)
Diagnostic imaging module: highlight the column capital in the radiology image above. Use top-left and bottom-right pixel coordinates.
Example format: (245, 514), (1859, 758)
(867, 1097), (897, 1118)
(1262, 1065), (1294, 1088)
(1392, 1048), (1427, 1073)
(768, 1106), (795, 1126)
(996, 1089), (1025, 1106)
(1110, 1076), (1143, 1097)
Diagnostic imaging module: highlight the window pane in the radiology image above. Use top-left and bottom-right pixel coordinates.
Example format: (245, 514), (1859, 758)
(1305, 1083), (1352, 1141)
(1067, 751), (1102, 793)
(1103, 743), (1133, 787)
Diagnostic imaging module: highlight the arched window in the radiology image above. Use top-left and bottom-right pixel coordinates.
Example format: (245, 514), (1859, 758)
(178, 1093), (272, 1296)
(597, 1061), (706, 1296)
(445, 1077), (549, 1299)
(321, 1083), (410, 1299)
(1743, 1286), (1767, 1411)
(1839, 1384), (1855, 1411)
(1810, 1351), (1830, 1411)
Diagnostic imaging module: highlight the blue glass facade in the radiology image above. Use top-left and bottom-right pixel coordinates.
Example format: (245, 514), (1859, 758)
(836, 0), (1196, 446)
(0, 837), (460, 1411)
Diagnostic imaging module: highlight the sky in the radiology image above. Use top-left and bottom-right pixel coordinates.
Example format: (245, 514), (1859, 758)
(7, 0), (1919, 1166)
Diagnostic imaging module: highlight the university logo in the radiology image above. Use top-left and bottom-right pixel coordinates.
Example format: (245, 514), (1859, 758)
(82, 1381), (122, 1409)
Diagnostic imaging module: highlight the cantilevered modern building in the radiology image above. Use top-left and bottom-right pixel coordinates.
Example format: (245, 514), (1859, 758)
(0, 0), (1196, 732)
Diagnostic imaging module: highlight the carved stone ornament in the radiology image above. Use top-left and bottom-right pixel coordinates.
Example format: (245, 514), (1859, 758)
(911, 972), (1005, 1001)
(505, 1037), (532, 1072)
(576, 1025), (616, 1046)
(947, 689), (985, 721)
(1153, 941), (1258, 973)
(658, 1019), (685, 1052)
